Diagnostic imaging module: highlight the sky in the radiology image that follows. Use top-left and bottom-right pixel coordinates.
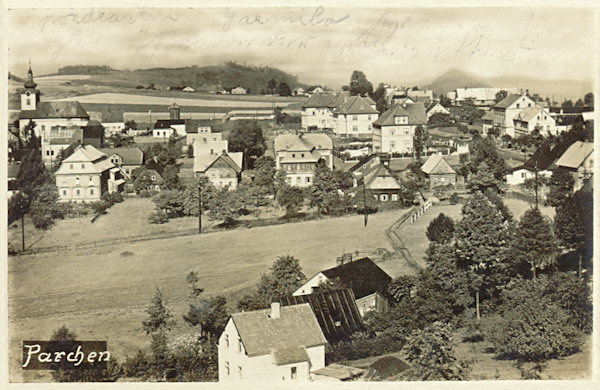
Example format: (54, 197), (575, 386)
(7, 6), (596, 88)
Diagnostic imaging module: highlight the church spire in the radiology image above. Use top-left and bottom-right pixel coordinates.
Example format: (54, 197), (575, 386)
(24, 59), (37, 89)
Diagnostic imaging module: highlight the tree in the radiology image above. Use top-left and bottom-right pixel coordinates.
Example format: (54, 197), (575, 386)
(183, 271), (228, 341)
(108, 133), (127, 147)
(277, 81), (291, 97)
(554, 192), (593, 277)
(153, 189), (186, 218)
(125, 120), (137, 130)
(309, 161), (352, 217)
(352, 186), (378, 216)
(246, 255), (306, 307)
(426, 213), (455, 244)
(494, 90), (508, 103)
(583, 92), (594, 107)
(372, 83), (389, 113)
(511, 207), (558, 279)
(266, 78), (277, 94)
(387, 275), (416, 304)
(144, 143), (179, 175)
(143, 288), (176, 378)
(227, 120), (265, 169)
(50, 325), (121, 382)
(458, 98), (483, 125)
(277, 185), (305, 217)
(413, 125), (426, 160)
(455, 193), (513, 312)
(29, 183), (64, 229)
(467, 162), (500, 193)
(161, 165), (181, 190)
(439, 95), (452, 107)
(546, 167), (574, 207)
(562, 99), (573, 108)
(574, 98), (584, 107)
(349, 70), (373, 97)
(402, 322), (469, 380)
(428, 113), (453, 127)
(132, 167), (157, 194)
(252, 155), (276, 193)
(469, 137), (507, 181)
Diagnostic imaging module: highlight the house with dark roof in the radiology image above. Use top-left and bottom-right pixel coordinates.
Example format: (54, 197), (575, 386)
(421, 153), (459, 188)
(425, 101), (450, 119)
(218, 303), (328, 382)
(333, 96), (379, 138)
(281, 289), (364, 344)
(372, 103), (427, 154)
(274, 133), (333, 187)
(99, 147), (144, 179)
(349, 155), (404, 202)
(301, 92), (349, 131)
(293, 257), (392, 317)
(553, 114), (585, 134)
(555, 141), (594, 192)
(492, 94), (536, 137)
(505, 143), (558, 186)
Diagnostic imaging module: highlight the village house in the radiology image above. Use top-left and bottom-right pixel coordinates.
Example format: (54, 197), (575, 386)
(506, 144), (557, 187)
(425, 101), (450, 119)
(273, 133), (334, 187)
(18, 63), (90, 138)
(282, 102), (303, 116)
(293, 257), (392, 317)
(301, 92), (348, 131)
(492, 94), (537, 137)
(293, 87), (305, 96)
(553, 114), (585, 134)
(481, 111), (495, 136)
(182, 86), (195, 92)
(372, 103), (427, 154)
(218, 303), (328, 382)
(98, 147), (144, 179)
(554, 141), (594, 192)
(449, 87), (519, 108)
(350, 155), (404, 202)
(231, 86), (247, 95)
(332, 96), (379, 138)
(420, 153), (459, 188)
(194, 152), (243, 190)
(407, 89), (434, 101)
(55, 145), (123, 202)
(513, 107), (556, 136)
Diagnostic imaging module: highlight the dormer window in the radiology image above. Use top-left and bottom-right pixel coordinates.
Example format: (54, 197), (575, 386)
(516, 104), (520, 108)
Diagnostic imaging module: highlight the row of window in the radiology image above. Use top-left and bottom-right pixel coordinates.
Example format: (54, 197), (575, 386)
(223, 362), (242, 379)
(286, 176), (311, 184)
(61, 188), (95, 197)
(223, 363), (297, 380)
(222, 334), (243, 353)
(69, 164), (88, 169)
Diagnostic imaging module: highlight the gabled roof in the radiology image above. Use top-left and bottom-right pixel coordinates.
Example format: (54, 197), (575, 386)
(362, 164), (403, 191)
(555, 114), (584, 126)
(19, 101), (89, 119)
(425, 102), (448, 114)
(481, 111), (494, 121)
(511, 143), (558, 173)
(98, 147), (143, 165)
(281, 289), (364, 344)
(514, 107), (552, 123)
(231, 303), (328, 358)
(494, 94), (533, 109)
(55, 145), (113, 174)
(274, 133), (332, 152)
(153, 119), (185, 129)
(301, 93), (337, 108)
(421, 154), (457, 175)
(195, 152), (242, 173)
(318, 257), (392, 299)
(334, 96), (378, 115)
(373, 103), (427, 127)
(555, 141), (594, 169)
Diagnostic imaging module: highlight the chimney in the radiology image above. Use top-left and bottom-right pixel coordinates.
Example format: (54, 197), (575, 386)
(270, 302), (280, 319)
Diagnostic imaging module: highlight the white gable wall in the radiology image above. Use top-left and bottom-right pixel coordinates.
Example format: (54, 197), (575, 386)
(293, 272), (329, 296)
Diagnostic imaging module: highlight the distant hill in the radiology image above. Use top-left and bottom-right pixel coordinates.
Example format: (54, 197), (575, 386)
(8, 72), (23, 82)
(422, 69), (491, 95)
(423, 69), (592, 101)
(58, 65), (116, 75)
(66, 61), (309, 94)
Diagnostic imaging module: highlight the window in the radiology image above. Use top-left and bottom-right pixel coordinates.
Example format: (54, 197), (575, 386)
(368, 115), (372, 120)
(210, 149), (214, 154)
(521, 172), (526, 178)
(352, 115), (358, 121)
(62, 190), (67, 196)
(70, 164), (74, 170)
(291, 367), (297, 380)
(225, 361), (230, 376)
(238, 339), (242, 353)
(27, 98), (31, 106)
(312, 111), (315, 116)
(528, 103), (531, 107)
(46, 150), (50, 156)
(237, 366), (242, 379)
(81, 164), (85, 169)
(391, 194), (398, 201)
(306, 177), (310, 183)
(353, 126), (358, 132)
(516, 104), (520, 108)
(89, 177), (93, 182)
(75, 177), (80, 185)
(380, 194), (388, 201)
(76, 189), (80, 195)
(41, 125), (45, 131)
(224, 334), (229, 348)
(51, 150), (54, 156)
(90, 189), (94, 195)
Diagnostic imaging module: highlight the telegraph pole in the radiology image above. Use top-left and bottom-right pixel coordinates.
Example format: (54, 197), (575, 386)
(534, 162), (539, 207)
(198, 182), (202, 234)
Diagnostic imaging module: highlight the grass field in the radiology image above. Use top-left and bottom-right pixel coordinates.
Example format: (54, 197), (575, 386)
(8, 208), (407, 381)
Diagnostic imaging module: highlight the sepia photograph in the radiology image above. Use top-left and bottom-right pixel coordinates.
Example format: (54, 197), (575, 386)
(2, 1), (597, 385)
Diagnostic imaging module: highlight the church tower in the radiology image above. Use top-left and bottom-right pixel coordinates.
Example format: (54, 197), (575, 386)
(169, 102), (181, 120)
(21, 60), (40, 111)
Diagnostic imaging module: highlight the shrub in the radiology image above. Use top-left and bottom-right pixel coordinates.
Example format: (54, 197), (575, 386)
(139, 189), (156, 198)
(91, 201), (109, 215)
(327, 333), (404, 363)
(149, 210), (169, 224)
(122, 350), (150, 378)
(487, 294), (582, 362)
(102, 191), (124, 205)
(449, 193), (460, 205)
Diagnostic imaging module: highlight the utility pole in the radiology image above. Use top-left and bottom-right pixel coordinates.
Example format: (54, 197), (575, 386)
(21, 213), (25, 251)
(198, 181), (202, 234)
(534, 162), (539, 207)
(362, 177), (368, 227)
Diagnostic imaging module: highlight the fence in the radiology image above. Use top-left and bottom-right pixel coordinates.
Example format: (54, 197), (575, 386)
(409, 199), (433, 224)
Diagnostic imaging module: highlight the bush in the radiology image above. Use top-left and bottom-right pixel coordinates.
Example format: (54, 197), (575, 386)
(102, 191), (124, 205)
(449, 193), (461, 205)
(149, 210), (169, 224)
(327, 332), (404, 363)
(122, 350), (151, 378)
(487, 294), (582, 362)
(91, 201), (110, 215)
(139, 189), (156, 198)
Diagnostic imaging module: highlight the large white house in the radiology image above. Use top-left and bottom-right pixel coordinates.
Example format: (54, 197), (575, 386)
(332, 96), (379, 138)
(301, 92), (348, 131)
(218, 303), (328, 382)
(492, 94), (537, 137)
(513, 107), (556, 136)
(372, 103), (427, 154)
(555, 141), (594, 192)
(55, 145), (124, 202)
(273, 133), (333, 187)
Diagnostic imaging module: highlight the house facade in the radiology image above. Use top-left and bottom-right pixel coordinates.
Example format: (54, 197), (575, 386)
(492, 94), (537, 137)
(332, 96), (379, 138)
(350, 156), (404, 202)
(218, 303), (328, 382)
(274, 133), (333, 187)
(421, 154), (458, 188)
(372, 103), (427, 154)
(301, 92), (348, 131)
(425, 102), (450, 119)
(513, 107), (556, 136)
(195, 152), (243, 189)
(98, 147), (144, 179)
(555, 141), (594, 192)
(55, 145), (122, 202)
(231, 87), (247, 95)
